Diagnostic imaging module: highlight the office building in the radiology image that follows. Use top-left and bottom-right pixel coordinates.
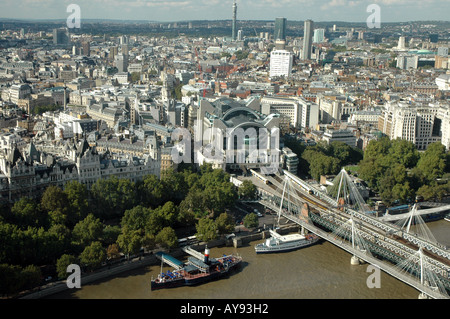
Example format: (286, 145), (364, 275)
(396, 55), (418, 69)
(300, 100), (319, 129)
(397, 36), (406, 50)
(313, 29), (325, 43)
(237, 30), (243, 41)
(82, 41), (90, 56)
(323, 129), (357, 147)
(302, 20), (314, 60)
(436, 74), (450, 91)
(261, 96), (319, 129)
(53, 28), (69, 45)
(110, 46), (118, 61)
(274, 18), (287, 41)
(378, 102), (445, 150)
(115, 54), (128, 73)
(269, 49), (293, 78)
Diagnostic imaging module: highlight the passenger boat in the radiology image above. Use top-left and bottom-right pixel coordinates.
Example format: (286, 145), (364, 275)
(151, 247), (242, 290)
(255, 229), (319, 254)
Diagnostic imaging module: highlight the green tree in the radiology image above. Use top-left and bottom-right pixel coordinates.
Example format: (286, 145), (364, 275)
(11, 197), (45, 228)
(41, 185), (70, 226)
(195, 217), (218, 242)
(416, 183), (449, 201)
(56, 254), (78, 279)
(0, 264), (22, 296)
(137, 174), (165, 208)
(130, 72), (141, 83)
(302, 150), (340, 181)
(47, 224), (72, 254)
(153, 201), (178, 227)
(91, 176), (137, 219)
(198, 169), (237, 215)
(215, 212), (235, 235)
(161, 169), (189, 202)
(358, 137), (392, 191)
(20, 264), (42, 291)
(178, 191), (207, 218)
(328, 141), (363, 166)
(102, 225), (122, 246)
(415, 142), (447, 184)
(155, 227), (178, 250)
(72, 214), (104, 248)
(141, 233), (156, 252)
(243, 213), (259, 229)
(121, 206), (151, 231)
(80, 241), (106, 270)
(64, 180), (89, 223)
(117, 227), (143, 259)
(387, 139), (419, 169)
(238, 180), (257, 200)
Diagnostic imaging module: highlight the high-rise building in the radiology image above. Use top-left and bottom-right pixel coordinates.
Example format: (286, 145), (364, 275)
(396, 55), (418, 69)
(53, 28), (69, 45)
(313, 28), (325, 43)
(119, 35), (129, 45)
(237, 30), (243, 41)
(232, 0), (237, 41)
(397, 36), (406, 50)
(274, 18), (287, 41)
(110, 46), (118, 61)
(115, 54), (128, 73)
(82, 41), (90, 56)
(122, 44), (129, 56)
(269, 49), (293, 78)
(302, 20), (314, 60)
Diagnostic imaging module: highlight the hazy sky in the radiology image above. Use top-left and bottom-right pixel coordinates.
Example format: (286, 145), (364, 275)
(1, 0), (449, 22)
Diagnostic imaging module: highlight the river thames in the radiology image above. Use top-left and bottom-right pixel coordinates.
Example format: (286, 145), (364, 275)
(51, 219), (449, 299)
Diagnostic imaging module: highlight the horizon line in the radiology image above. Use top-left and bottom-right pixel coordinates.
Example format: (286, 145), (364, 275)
(1, 17), (449, 24)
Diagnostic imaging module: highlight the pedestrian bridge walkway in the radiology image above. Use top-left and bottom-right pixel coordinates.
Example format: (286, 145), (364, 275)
(253, 169), (450, 299)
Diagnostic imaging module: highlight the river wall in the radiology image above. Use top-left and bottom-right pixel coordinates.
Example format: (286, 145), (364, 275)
(19, 224), (300, 299)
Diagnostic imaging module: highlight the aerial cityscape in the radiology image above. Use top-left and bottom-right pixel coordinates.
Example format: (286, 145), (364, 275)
(0, 0), (450, 304)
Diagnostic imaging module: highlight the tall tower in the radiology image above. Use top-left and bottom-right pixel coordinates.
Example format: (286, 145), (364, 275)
(302, 19), (314, 60)
(232, 0), (237, 41)
(274, 17), (287, 41)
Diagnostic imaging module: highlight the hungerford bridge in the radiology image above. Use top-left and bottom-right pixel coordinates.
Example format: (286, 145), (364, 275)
(249, 168), (450, 299)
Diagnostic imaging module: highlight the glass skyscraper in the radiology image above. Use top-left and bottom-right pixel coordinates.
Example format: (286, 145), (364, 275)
(274, 18), (287, 41)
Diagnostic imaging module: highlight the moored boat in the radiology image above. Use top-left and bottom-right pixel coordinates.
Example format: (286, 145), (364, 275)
(151, 247), (242, 290)
(255, 229), (319, 254)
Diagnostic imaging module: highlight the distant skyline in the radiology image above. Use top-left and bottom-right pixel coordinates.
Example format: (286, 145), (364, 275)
(0, 0), (449, 23)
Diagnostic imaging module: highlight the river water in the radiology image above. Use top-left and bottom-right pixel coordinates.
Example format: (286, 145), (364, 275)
(52, 219), (449, 299)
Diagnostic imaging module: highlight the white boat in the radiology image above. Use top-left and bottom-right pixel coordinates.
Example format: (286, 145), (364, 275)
(255, 229), (319, 254)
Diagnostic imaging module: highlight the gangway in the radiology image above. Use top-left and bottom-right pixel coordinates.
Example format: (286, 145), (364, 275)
(155, 252), (184, 270)
(182, 246), (206, 261)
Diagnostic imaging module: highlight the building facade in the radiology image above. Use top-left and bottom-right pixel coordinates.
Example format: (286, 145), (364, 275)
(302, 20), (314, 60)
(269, 49), (293, 78)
